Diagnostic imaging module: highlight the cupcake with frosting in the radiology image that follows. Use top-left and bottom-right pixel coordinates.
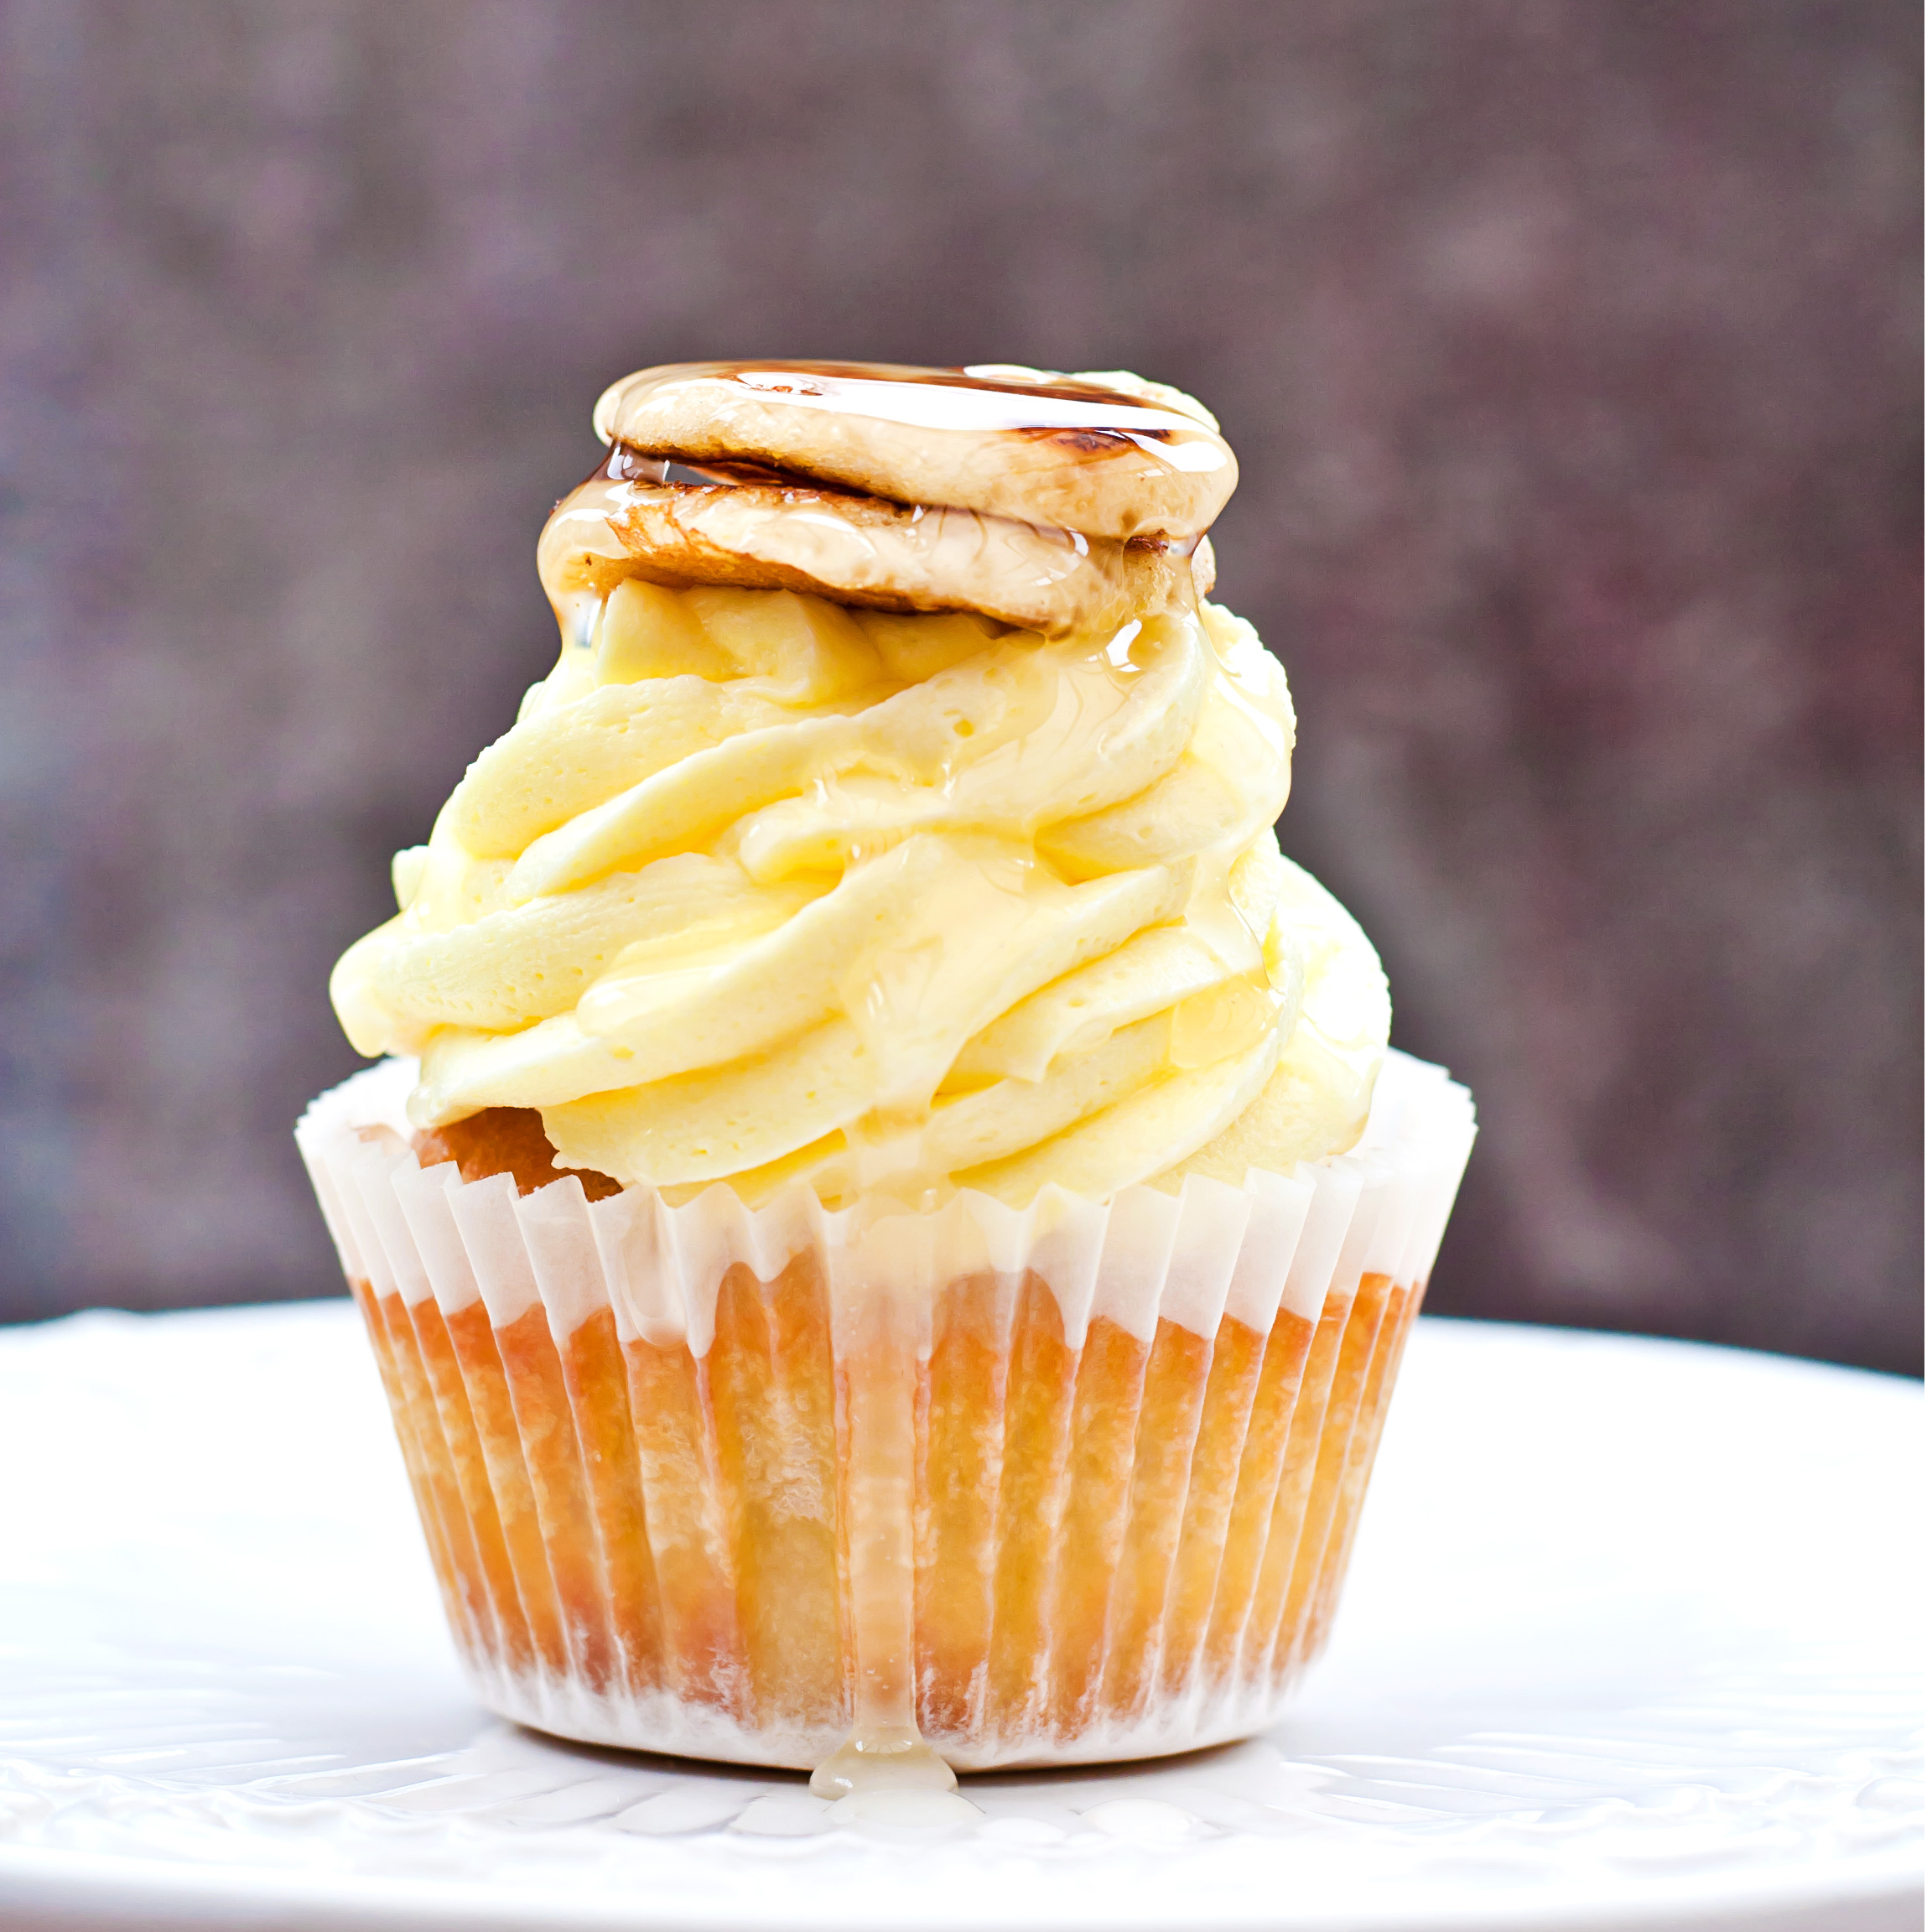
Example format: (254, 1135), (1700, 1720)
(298, 361), (1473, 1789)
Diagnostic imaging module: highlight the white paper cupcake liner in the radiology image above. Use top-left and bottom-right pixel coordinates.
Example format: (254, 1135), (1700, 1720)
(296, 1050), (1473, 1773)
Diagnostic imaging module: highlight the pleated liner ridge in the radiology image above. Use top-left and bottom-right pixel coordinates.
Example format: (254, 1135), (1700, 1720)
(296, 1051), (1473, 1773)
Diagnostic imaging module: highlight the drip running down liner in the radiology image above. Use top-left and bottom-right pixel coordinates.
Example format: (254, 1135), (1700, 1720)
(297, 1052), (1473, 1774)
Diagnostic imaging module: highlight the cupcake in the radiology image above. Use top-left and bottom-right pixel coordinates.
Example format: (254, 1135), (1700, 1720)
(297, 361), (1474, 1792)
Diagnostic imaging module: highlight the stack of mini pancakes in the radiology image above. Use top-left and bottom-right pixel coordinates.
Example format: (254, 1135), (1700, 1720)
(538, 360), (1238, 637)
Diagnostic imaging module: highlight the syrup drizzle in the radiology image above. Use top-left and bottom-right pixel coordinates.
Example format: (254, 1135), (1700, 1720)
(599, 444), (867, 496)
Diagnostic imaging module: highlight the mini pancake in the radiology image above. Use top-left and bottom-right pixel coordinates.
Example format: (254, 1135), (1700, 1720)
(538, 465), (1197, 638)
(592, 361), (1237, 542)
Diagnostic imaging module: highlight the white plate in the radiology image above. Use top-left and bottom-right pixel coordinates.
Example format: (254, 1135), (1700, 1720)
(0, 1303), (1918, 1932)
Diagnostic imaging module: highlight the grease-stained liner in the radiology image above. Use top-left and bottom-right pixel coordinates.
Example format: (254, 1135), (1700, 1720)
(297, 1052), (1472, 1774)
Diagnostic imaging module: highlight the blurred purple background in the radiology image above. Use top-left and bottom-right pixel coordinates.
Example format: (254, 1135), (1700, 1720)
(0, 2), (1919, 1369)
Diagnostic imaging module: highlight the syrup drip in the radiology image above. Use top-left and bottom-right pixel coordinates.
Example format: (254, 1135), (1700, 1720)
(808, 1289), (959, 1799)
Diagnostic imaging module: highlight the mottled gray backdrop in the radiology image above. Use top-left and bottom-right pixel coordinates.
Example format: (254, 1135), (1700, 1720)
(0, 2), (1919, 1369)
